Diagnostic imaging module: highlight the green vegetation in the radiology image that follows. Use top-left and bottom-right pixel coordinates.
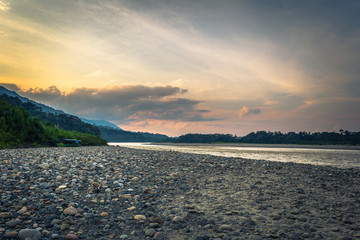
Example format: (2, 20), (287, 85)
(163, 131), (360, 145)
(0, 99), (107, 149)
(41, 122), (107, 146)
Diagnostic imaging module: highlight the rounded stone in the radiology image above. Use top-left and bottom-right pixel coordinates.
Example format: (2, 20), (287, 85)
(172, 216), (183, 223)
(219, 224), (233, 231)
(134, 215), (146, 221)
(0, 212), (10, 219)
(145, 228), (156, 237)
(18, 229), (41, 240)
(65, 233), (79, 240)
(153, 232), (164, 239)
(100, 212), (109, 217)
(6, 219), (22, 227)
(64, 206), (78, 216)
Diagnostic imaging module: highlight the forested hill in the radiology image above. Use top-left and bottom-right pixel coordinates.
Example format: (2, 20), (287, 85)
(1, 94), (100, 135)
(0, 92), (169, 142)
(165, 131), (360, 145)
(0, 99), (107, 148)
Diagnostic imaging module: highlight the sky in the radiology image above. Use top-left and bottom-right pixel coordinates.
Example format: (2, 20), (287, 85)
(1, 0), (360, 136)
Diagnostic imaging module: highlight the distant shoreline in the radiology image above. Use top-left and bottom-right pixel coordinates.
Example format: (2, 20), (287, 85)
(150, 142), (360, 150)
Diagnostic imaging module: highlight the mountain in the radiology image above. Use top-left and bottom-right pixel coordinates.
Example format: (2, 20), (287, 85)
(0, 93), (101, 135)
(0, 86), (169, 142)
(0, 86), (65, 115)
(0, 98), (106, 148)
(80, 118), (123, 130)
(0, 86), (120, 132)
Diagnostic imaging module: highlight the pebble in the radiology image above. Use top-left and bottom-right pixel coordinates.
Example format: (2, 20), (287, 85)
(219, 224), (233, 231)
(6, 219), (22, 227)
(0, 212), (10, 218)
(18, 229), (41, 240)
(172, 216), (183, 223)
(42, 230), (51, 237)
(342, 216), (354, 224)
(149, 223), (159, 228)
(51, 234), (60, 239)
(134, 215), (146, 221)
(39, 163), (50, 169)
(144, 228), (157, 237)
(153, 232), (164, 239)
(4, 231), (18, 238)
(64, 206), (78, 215)
(65, 233), (79, 240)
(242, 218), (256, 227)
(100, 212), (109, 217)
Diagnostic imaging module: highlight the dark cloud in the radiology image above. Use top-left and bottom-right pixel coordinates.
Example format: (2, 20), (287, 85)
(0, 83), (21, 92)
(18, 85), (215, 122)
(239, 106), (261, 119)
(249, 108), (261, 115)
(22, 86), (62, 102)
(125, 98), (219, 122)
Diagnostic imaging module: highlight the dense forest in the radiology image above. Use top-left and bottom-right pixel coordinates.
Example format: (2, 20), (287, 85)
(164, 131), (360, 145)
(0, 99), (106, 149)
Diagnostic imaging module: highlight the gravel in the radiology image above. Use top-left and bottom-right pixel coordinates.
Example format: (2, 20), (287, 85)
(0, 146), (359, 239)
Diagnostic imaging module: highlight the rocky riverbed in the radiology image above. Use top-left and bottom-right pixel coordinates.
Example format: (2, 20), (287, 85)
(0, 146), (359, 239)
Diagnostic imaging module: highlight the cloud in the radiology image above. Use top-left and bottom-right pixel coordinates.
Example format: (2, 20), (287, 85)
(0, 83), (20, 92)
(0, 30), (7, 37)
(239, 106), (261, 119)
(85, 70), (108, 78)
(0, 1), (10, 11)
(23, 86), (62, 102)
(19, 84), (214, 123)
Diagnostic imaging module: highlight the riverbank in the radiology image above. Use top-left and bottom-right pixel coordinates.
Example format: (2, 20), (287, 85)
(152, 142), (360, 151)
(1, 146), (359, 239)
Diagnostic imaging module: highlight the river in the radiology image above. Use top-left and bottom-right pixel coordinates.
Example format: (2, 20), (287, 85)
(108, 142), (360, 169)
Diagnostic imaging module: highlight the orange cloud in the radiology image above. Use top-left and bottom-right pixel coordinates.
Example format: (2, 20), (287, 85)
(0, 1), (10, 11)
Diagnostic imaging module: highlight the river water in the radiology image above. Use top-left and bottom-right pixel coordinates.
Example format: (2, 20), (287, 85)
(108, 142), (360, 169)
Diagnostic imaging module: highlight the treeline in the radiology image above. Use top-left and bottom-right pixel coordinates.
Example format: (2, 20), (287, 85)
(99, 126), (168, 142)
(172, 133), (237, 143)
(240, 131), (360, 145)
(0, 99), (106, 149)
(164, 131), (360, 145)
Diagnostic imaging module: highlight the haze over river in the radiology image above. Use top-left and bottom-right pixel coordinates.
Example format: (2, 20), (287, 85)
(109, 143), (360, 169)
